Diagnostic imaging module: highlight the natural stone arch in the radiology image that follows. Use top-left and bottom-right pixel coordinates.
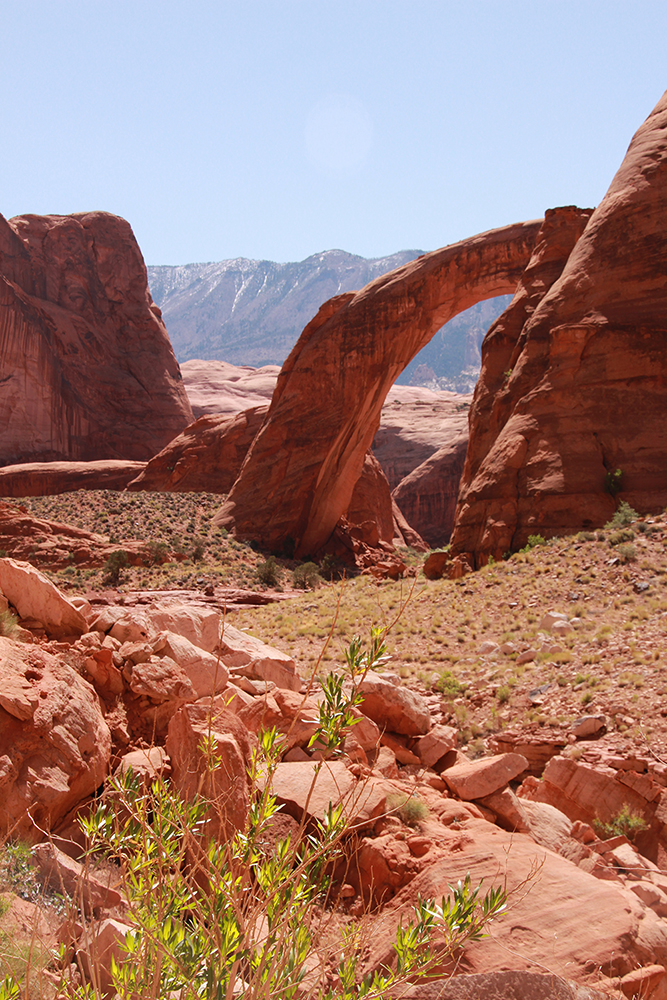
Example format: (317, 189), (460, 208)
(215, 219), (542, 555)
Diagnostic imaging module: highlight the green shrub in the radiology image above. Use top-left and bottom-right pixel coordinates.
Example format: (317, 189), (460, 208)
(519, 534), (547, 553)
(604, 468), (623, 496)
(594, 804), (648, 842)
(433, 669), (466, 698)
(609, 528), (635, 546)
(293, 561), (321, 590)
(145, 539), (169, 566)
(103, 549), (129, 585)
(496, 684), (511, 704)
(616, 543), (637, 562)
(387, 792), (430, 826)
(605, 500), (638, 528)
(256, 555), (281, 587)
(577, 531), (596, 542)
(0, 609), (19, 638)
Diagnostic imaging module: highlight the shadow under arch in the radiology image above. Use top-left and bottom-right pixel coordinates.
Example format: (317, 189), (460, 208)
(214, 218), (543, 556)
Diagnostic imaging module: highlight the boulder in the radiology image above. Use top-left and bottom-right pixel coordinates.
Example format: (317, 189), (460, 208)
(450, 89), (667, 565)
(152, 631), (229, 698)
(0, 558), (87, 637)
(0, 637), (111, 840)
(219, 622), (301, 691)
(358, 672), (430, 736)
(166, 697), (253, 839)
(414, 724), (458, 768)
(77, 917), (134, 996)
(400, 971), (610, 999)
(32, 841), (122, 912)
(144, 602), (223, 653)
(0, 210), (193, 465)
(115, 746), (170, 783)
(267, 760), (400, 827)
(214, 219), (542, 555)
(441, 753), (529, 801)
(366, 818), (667, 989)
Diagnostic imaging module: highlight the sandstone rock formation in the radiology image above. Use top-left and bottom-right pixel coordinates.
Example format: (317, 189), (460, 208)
(0, 210), (193, 465)
(214, 220), (542, 555)
(392, 429), (468, 548)
(371, 387), (470, 490)
(181, 359), (280, 417)
(127, 406), (267, 493)
(0, 637), (111, 841)
(0, 460), (145, 497)
(450, 88), (667, 567)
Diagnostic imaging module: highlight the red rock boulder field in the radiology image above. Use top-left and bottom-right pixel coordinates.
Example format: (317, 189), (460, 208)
(214, 221), (542, 555)
(0, 211), (193, 465)
(449, 87), (667, 569)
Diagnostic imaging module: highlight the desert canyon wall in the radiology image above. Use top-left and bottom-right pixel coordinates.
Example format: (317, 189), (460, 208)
(215, 220), (542, 555)
(449, 87), (667, 569)
(0, 211), (193, 465)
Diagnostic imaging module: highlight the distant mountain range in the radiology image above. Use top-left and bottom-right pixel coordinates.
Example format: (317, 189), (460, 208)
(147, 250), (510, 390)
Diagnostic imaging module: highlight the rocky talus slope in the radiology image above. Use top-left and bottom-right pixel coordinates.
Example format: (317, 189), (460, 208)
(449, 87), (667, 571)
(3, 533), (667, 997)
(0, 211), (193, 466)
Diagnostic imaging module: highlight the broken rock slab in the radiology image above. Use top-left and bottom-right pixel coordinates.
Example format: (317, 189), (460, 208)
(359, 671), (430, 736)
(33, 842), (121, 912)
(220, 622), (302, 691)
(400, 971), (610, 999)
(152, 631), (228, 698)
(0, 558), (87, 637)
(442, 752), (528, 801)
(267, 760), (401, 827)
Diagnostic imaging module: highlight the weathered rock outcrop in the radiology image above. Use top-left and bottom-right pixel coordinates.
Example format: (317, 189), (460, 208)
(0, 460), (145, 497)
(392, 429), (469, 548)
(127, 406), (268, 493)
(0, 211), (193, 465)
(180, 359), (280, 417)
(450, 88), (667, 567)
(214, 220), (542, 555)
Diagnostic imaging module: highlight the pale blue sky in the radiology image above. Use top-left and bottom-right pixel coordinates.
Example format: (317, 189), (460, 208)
(3, 1), (666, 265)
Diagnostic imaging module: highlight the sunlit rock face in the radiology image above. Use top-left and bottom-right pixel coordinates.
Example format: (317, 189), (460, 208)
(451, 88), (667, 568)
(0, 210), (193, 465)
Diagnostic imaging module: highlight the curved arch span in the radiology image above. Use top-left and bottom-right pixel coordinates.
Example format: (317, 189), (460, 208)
(215, 218), (542, 555)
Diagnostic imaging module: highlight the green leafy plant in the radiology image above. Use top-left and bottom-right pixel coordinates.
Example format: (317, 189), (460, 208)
(0, 610), (19, 638)
(616, 543), (637, 563)
(256, 555), (281, 587)
(293, 562), (322, 590)
(605, 500), (638, 528)
(103, 549), (129, 585)
(604, 468), (623, 496)
(594, 804), (648, 842)
(519, 534), (547, 553)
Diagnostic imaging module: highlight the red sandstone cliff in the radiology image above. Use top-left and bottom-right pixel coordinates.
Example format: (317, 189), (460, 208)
(215, 221), (542, 555)
(449, 88), (667, 569)
(0, 211), (193, 465)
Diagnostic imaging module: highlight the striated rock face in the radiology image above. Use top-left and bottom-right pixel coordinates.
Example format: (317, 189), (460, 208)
(215, 220), (542, 555)
(0, 460), (145, 497)
(180, 359), (280, 418)
(451, 89), (667, 567)
(371, 387), (470, 490)
(392, 430), (468, 548)
(0, 211), (193, 465)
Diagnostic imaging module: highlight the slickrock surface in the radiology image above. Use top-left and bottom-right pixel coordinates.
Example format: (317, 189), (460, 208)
(0, 210), (193, 465)
(214, 220), (542, 555)
(451, 88), (667, 568)
(180, 359), (280, 417)
(0, 460), (145, 497)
